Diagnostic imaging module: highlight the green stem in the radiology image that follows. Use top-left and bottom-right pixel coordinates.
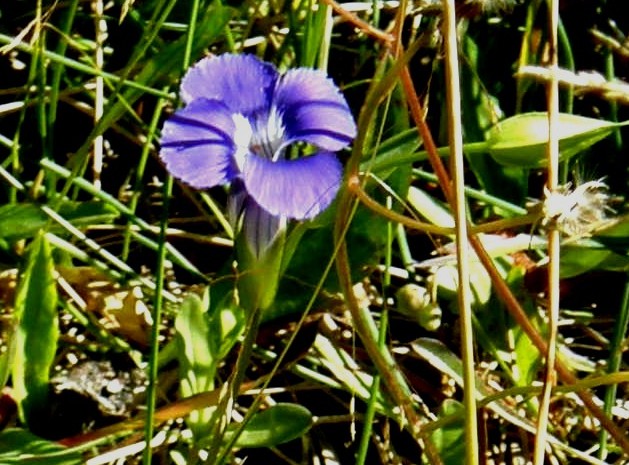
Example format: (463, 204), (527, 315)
(443, 1), (478, 462)
(599, 272), (629, 460)
(211, 306), (263, 464)
(356, 197), (393, 464)
(412, 169), (528, 216)
(557, 18), (575, 114)
(364, 141), (488, 177)
(183, 0), (200, 70)
(143, 175), (173, 465)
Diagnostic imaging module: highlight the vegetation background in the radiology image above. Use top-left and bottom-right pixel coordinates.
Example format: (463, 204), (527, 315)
(2, 0), (629, 463)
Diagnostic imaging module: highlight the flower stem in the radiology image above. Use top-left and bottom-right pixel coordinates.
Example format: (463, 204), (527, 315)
(533, 1), (560, 463)
(356, 196), (393, 465)
(143, 174), (172, 465)
(600, 273), (629, 459)
(208, 304), (262, 465)
(442, 1), (478, 463)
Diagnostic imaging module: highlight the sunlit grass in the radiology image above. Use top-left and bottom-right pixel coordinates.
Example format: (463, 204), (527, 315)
(1, 0), (629, 464)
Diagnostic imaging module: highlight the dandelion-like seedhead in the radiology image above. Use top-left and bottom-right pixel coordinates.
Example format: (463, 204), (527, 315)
(542, 179), (613, 237)
(159, 54), (357, 257)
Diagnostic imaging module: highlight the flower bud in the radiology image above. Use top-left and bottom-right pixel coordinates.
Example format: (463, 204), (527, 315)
(487, 112), (620, 168)
(395, 284), (442, 331)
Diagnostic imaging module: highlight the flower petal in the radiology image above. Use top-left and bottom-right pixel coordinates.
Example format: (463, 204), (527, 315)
(180, 54), (278, 115)
(243, 152), (342, 220)
(274, 68), (356, 151)
(160, 98), (238, 188)
(161, 98), (234, 147)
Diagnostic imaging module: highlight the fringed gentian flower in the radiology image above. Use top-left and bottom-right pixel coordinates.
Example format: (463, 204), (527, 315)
(160, 54), (356, 254)
(160, 54), (356, 309)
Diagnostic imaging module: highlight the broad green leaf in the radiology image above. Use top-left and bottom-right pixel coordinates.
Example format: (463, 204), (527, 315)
(12, 233), (58, 425)
(175, 293), (215, 393)
(560, 246), (629, 276)
(0, 202), (118, 241)
(560, 246), (613, 278)
(429, 400), (465, 465)
(0, 428), (82, 464)
(208, 291), (245, 361)
(0, 312), (16, 389)
(487, 112), (627, 168)
(592, 213), (629, 253)
(175, 293), (215, 437)
(512, 298), (542, 387)
(555, 215), (629, 277)
(594, 252), (629, 273)
(232, 403), (313, 448)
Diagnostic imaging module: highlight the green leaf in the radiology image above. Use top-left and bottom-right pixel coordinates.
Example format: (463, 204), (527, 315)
(486, 112), (627, 168)
(0, 428), (82, 464)
(232, 403), (313, 448)
(0, 202), (118, 241)
(175, 292), (216, 437)
(592, 213), (629, 253)
(430, 400), (466, 465)
(0, 312), (17, 389)
(560, 246), (613, 278)
(208, 290), (245, 361)
(12, 233), (58, 426)
(407, 186), (454, 228)
(553, 215), (629, 277)
(512, 299), (542, 387)
(175, 293), (215, 394)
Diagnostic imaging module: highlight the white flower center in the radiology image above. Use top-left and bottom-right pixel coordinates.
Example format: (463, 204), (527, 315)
(232, 109), (287, 168)
(259, 106), (286, 161)
(232, 113), (253, 171)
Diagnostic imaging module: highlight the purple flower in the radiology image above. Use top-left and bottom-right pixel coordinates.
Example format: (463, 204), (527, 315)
(160, 53), (357, 220)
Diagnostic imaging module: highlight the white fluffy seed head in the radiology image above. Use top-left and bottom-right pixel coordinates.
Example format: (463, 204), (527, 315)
(542, 179), (612, 237)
